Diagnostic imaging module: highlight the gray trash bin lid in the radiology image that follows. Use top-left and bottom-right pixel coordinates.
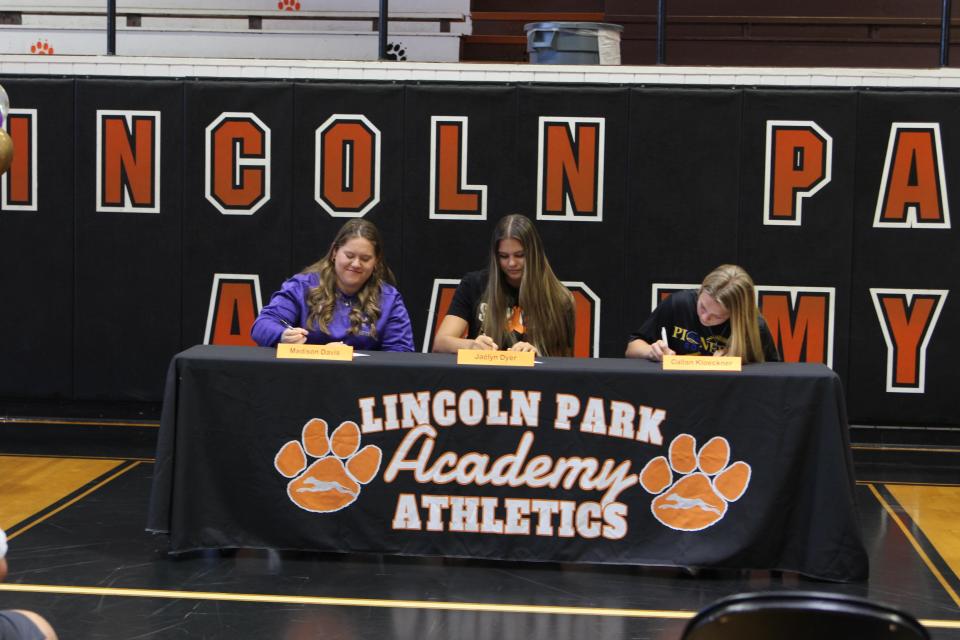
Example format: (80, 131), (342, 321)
(523, 22), (624, 33)
(524, 21), (623, 65)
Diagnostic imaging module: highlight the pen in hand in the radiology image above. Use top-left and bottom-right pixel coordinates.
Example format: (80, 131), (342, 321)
(277, 316), (309, 345)
(661, 327), (668, 344)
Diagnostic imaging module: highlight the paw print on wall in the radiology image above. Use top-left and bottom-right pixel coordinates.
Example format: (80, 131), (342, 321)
(640, 434), (751, 531)
(277, 0), (301, 11)
(385, 42), (407, 61)
(275, 418), (382, 513)
(30, 40), (55, 55)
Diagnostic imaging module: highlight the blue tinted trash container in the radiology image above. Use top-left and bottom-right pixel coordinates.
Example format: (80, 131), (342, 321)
(524, 22), (623, 65)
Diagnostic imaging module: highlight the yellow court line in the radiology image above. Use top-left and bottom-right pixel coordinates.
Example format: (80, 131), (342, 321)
(851, 445), (960, 454)
(923, 620), (960, 629)
(868, 483), (960, 610)
(7, 461), (142, 541)
(0, 582), (693, 619)
(857, 480), (960, 488)
(0, 582), (957, 629)
(0, 418), (159, 428)
(918, 619), (960, 629)
(0, 453), (154, 463)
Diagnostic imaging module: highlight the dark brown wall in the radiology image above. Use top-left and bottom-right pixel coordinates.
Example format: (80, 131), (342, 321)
(464, 0), (960, 67)
(465, 2), (605, 62)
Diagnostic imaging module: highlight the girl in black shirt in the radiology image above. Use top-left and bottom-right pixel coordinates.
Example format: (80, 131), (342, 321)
(433, 215), (574, 356)
(626, 264), (780, 363)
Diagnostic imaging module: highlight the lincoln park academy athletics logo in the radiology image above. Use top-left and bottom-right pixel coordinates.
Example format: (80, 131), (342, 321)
(274, 418), (382, 513)
(639, 433), (751, 531)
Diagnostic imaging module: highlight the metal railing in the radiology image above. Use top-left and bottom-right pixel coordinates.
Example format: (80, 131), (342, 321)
(103, 0), (392, 59)
(107, 0), (115, 54)
(378, 0), (388, 60)
(940, 0), (952, 66)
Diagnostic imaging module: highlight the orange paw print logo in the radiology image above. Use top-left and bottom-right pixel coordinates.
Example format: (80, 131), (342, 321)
(275, 418), (382, 513)
(277, 0), (301, 10)
(639, 434), (750, 531)
(30, 40), (55, 55)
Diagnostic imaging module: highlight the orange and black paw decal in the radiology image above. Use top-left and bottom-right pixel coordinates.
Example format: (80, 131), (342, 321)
(30, 40), (54, 55)
(639, 434), (750, 531)
(274, 418), (382, 513)
(277, 0), (301, 10)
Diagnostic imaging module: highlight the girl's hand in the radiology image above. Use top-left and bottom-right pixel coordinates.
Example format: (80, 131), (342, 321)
(280, 327), (309, 344)
(509, 341), (539, 354)
(472, 334), (499, 350)
(647, 339), (675, 362)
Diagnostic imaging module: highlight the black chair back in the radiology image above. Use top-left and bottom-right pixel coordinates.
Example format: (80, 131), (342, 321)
(682, 591), (929, 640)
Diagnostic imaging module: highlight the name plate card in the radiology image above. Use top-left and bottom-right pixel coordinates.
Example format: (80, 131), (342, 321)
(277, 343), (354, 361)
(457, 349), (535, 367)
(662, 354), (742, 372)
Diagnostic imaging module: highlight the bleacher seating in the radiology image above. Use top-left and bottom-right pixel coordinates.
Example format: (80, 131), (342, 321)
(0, 0), (470, 61)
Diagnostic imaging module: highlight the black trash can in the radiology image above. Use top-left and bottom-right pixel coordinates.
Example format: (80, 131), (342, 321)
(524, 22), (623, 65)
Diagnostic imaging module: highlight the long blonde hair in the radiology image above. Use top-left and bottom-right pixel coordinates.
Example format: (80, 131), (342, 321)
(482, 214), (574, 356)
(302, 219), (396, 338)
(700, 264), (766, 363)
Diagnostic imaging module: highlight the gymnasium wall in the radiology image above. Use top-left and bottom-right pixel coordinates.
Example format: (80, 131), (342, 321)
(0, 75), (956, 426)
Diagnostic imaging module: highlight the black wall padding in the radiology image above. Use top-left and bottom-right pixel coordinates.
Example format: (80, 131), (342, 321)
(0, 77), (956, 426)
(738, 90), (858, 387)
(181, 81), (294, 349)
(401, 84), (520, 350)
(73, 80), (183, 400)
(290, 84), (405, 302)
(626, 88), (743, 327)
(849, 92), (960, 424)
(0, 79), (75, 398)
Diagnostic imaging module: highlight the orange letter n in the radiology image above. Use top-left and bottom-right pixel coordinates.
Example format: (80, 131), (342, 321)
(98, 111), (159, 212)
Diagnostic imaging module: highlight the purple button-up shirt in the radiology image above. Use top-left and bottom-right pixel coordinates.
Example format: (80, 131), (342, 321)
(251, 273), (415, 351)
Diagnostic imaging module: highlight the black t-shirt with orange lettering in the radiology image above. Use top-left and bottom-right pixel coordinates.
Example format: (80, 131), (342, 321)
(447, 270), (525, 346)
(629, 289), (780, 361)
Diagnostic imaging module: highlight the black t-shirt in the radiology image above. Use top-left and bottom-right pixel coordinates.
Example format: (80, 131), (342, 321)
(628, 289), (781, 361)
(447, 269), (525, 344)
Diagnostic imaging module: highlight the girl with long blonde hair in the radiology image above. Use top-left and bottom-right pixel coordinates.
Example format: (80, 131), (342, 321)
(626, 264), (779, 364)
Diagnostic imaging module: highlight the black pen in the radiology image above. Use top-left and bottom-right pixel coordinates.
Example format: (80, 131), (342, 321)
(277, 317), (295, 329)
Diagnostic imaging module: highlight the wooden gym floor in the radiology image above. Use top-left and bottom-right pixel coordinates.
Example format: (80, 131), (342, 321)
(0, 417), (959, 639)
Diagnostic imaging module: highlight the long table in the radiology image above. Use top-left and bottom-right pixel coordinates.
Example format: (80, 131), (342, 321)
(147, 345), (868, 581)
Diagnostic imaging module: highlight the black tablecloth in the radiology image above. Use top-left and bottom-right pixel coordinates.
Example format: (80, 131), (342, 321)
(147, 346), (868, 581)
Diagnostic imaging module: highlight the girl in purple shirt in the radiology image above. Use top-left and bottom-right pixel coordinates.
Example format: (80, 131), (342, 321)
(252, 220), (414, 352)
